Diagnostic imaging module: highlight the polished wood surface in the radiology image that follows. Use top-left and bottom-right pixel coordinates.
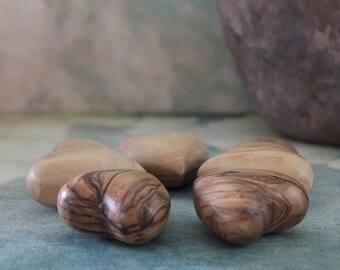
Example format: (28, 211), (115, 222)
(198, 138), (313, 193)
(26, 138), (144, 207)
(57, 169), (170, 245)
(194, 138), (313, 245)
(118, 132), (208, 187)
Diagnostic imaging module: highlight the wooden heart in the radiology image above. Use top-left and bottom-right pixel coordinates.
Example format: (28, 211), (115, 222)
(26, 138), (144, 207)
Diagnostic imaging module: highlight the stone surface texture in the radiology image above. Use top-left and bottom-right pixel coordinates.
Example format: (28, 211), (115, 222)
(218, 0), (340, 144)
(0, 0), (248, 114)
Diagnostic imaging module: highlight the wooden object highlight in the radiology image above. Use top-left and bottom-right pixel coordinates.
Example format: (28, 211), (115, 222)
(57, 169), (170, 245)
(193, 138), (313, 245)
(118, 132), (208, 187)
(26, 138), (144, 207)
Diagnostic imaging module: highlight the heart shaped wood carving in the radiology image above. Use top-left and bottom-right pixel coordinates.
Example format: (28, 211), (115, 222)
(26, 138), (144, 207)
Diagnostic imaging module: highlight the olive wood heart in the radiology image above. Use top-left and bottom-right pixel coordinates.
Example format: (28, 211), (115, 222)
(26, 138), (144, 207)
(57, 169), (170, 245)
(118, 132), (208, 187)
(193, 138), (313, 245)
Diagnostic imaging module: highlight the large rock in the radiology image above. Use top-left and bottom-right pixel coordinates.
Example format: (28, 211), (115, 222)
(218, 0), (340, 145)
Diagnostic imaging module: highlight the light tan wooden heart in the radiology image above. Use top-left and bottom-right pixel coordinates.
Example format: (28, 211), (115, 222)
(26, 138), (144, 207)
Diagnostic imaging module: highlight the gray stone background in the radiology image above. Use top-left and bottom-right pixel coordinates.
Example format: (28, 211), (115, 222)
(0, 0), (251, 114)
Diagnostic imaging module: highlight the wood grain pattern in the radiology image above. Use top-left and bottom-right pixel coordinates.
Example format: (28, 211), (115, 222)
(57, 169), (170, 245)
(194, 170), (308, 245)
(193, 138), (313, 245)
(118, 132), (208, 187)
(26, 138), (144, 208)
(198, 138), (313, 193)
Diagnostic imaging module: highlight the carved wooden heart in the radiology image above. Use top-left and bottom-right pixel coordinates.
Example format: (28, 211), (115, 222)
(26, 138), (144, 207)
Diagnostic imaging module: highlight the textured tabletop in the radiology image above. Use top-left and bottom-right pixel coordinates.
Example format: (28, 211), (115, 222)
(0, 114), (339, 270)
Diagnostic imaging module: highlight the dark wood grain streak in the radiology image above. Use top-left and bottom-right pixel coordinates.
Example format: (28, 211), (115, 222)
(193, 170), (308, 245)
(57, 169), (170, 245)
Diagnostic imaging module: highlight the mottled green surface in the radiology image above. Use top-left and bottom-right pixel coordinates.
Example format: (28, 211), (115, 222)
(1, 165), (339, 270)
(0, 1), (249, 113)
(0, 115), (339, 269)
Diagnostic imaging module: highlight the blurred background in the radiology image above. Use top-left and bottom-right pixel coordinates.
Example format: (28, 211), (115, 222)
(0, 0), (251, 114)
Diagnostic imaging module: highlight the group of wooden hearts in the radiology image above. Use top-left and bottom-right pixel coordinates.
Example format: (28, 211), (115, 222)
(26, 133), (313, 246)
